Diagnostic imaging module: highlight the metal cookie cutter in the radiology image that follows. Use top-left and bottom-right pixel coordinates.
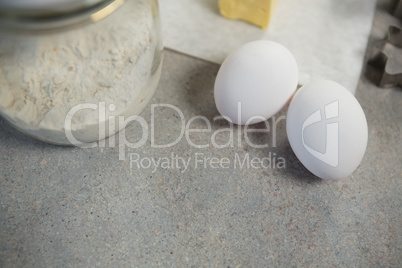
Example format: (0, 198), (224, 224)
(368, 25), (402, 88)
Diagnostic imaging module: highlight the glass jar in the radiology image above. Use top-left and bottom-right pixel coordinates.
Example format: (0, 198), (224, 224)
(0, 0), (163, 146)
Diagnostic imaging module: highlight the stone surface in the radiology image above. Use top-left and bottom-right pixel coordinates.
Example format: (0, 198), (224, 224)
(0, 1), (401, 267)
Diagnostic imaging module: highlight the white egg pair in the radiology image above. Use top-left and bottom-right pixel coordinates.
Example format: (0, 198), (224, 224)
(214, 40), (368, 180)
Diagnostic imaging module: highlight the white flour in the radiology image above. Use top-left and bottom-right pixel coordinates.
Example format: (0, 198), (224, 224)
(0, 0), (161, 144)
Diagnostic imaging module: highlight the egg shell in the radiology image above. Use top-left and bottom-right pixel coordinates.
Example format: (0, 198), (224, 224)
(214, 40), (298, 125)
(286, 80), (368, 180)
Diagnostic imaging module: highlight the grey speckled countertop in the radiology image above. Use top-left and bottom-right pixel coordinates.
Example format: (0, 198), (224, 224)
(0, 1), (401, 267)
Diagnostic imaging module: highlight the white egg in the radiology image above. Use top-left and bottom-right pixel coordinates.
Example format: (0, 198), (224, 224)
(286, 80), (368, 180)
(214, 40), (299, 125)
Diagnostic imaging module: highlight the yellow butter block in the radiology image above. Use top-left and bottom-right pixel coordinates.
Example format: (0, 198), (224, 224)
(219, 0), (278, 29)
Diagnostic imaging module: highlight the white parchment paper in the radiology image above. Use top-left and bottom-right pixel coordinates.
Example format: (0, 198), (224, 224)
(160, 0), (376, 94)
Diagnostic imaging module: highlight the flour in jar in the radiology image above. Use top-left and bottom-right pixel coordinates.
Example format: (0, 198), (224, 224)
(0, 0), (161, 144)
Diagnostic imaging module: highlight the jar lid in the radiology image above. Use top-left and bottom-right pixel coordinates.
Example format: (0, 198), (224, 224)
(0, 0), (103, 12)
(0, 0), (124, 32)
